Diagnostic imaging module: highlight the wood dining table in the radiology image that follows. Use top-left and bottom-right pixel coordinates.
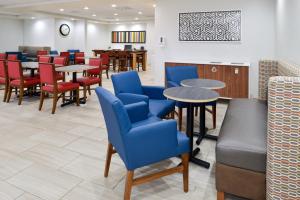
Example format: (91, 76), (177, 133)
(56, 64), (98, 106)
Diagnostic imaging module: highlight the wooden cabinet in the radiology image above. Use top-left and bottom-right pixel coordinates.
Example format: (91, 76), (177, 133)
(165, 62), (249, 99)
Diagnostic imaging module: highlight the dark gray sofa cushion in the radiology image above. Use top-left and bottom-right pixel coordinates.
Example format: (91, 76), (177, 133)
(216, 99), (267, 173)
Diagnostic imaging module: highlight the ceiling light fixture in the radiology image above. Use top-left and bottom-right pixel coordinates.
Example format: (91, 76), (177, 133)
(112, 4), (117, 8)
(71, 18), (75, 20)
(114, 13), (118, 16)
(138, 11), (142, 15)
(153, 4), (157, 8)
(135, 17), (139, 20)
(115, 18), (119, 21)
(84, 6), (89, 10)
(31, 17), (35, 20)
(92, 14), (96, 17)
(59, 8), (64, 12)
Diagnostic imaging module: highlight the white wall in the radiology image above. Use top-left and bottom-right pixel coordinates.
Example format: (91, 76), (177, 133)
(276, 0), (300, 65)
(155, 0), (276, 97)
(86, 23), (110, 56)
(23, 18), (55, 48)
(0, 18), (24, 52)
(54, 19), (76, 51)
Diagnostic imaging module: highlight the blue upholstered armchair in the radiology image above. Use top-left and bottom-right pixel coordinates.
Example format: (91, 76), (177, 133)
(165, 66), (217, 130)
(95, 87), (189, 200)
(111, 71), (175, 118)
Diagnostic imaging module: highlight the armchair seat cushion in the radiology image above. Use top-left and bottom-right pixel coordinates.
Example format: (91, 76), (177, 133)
(87, 68), (101, 76)
(42, 82), (79, 93)
(149, 99), (175, 118)
(77, 77), (100, 86)
(10, 77), (40, 87)
(132, 116), (160, 128)
(216, 99), (267, 173)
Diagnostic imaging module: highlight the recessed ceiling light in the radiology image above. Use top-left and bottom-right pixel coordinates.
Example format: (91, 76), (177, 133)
(84, 6), (89, 10)
(114, 13), (118, 16)
(112, 4), (117, 8)
(153, 4), (157, 8)
(135, 17), (139, 20)
(138, 11), (142, 15)
(59, 8), (64, 12)
(71, 18), (75, 20)
(92, 14), (96, 17)
(116, 23), (120, 24)
(115, 18), (119, 21)
(31, 17), (35, 20)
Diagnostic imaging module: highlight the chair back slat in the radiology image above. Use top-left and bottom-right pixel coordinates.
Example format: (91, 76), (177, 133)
(53, 57), (66, 66)
(0, 60), (7, 78)
(7, 60), (22, 79)
(38, 56), (51, 63)
(39, 63), (57, 85)
(7, 54), (18, 61)
(0, 53), (6, 60)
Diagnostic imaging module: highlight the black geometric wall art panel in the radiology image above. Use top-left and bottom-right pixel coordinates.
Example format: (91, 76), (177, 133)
(179, 10), (241, 41)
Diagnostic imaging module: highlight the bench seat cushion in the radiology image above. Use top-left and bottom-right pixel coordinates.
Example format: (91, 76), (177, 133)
(216, 99), (267, 173)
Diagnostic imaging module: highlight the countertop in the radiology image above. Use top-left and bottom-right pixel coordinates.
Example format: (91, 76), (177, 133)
(165, 60), (250, 67)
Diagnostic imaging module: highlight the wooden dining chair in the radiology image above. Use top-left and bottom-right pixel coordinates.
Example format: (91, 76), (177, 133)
(60, 52), (70, 65)
(53, 56), (66, 81)
(38, 63), (79, 114)
(100, 53), (110, 79)
(7, 54), (18, 61)
(6, 60), (40, 105)
(38, 56), (51, 63)
(0, 59), (8, 102)
(0, 53), (6, 60)
(74, 52), (85, 64)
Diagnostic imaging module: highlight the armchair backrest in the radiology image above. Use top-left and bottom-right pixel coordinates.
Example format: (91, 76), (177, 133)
(165, 66), (198, 85)
(95, 87), (131, 164)
(111, 71), (143, 95)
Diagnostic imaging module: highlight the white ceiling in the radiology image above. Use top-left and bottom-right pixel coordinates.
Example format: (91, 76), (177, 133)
(0, 0), (155, 23)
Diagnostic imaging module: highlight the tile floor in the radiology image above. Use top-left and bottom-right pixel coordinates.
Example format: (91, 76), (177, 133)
(0, 68), (231, 200)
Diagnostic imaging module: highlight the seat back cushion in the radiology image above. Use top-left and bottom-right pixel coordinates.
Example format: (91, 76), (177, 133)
(165, 66), (198, 85)
(111, 71), (143, 95)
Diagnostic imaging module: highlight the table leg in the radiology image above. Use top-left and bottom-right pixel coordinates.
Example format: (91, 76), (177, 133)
(186, 104), (210, 169)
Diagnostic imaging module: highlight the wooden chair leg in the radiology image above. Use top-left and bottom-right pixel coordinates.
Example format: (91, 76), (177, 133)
(39, 91), (45, 111)
(217, 191), (225, 200)
(181, 153), (189, 192)
(170, 111), (175, 119)
(88, 86), (91, 95)
(6, 86), (12, 103)
(212, 105), (217, 129)
(124, 171), (134, 200)
(18, 87), (24, 105)
(104, 143), (114, 177)
(62, 92), (65, 103)
(76, 89), (80, 106)
(106, 69), (109, 79)
(3, 84), (8, 102)
(178, 107), (183, 131)
(52, 93), (58, 114)
(83, 86), (87, 101)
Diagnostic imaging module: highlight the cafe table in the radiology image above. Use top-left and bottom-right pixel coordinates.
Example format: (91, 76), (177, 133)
(181, 79), (226, 145)
(21, 62), (39, 77)
(164, 87), (219, 168)
(56, 64), (98, 106)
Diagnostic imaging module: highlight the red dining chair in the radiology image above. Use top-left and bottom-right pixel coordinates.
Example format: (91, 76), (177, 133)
(38, 63), (79, 114)
(53, 56), (66, 81)
(0, 53), (6, 59)
(7, 54), (18, 61)
(86, 58), (102, 78)
(77, 58), (102, 101)
(60, 52), (70, 65)
(6, 60), (40, 105)
(37, 50), (48, 56)
(74, 52), (85, 64)
(0, 60), (8, 102)
(100, 53), (110, 79)
(38, 56), (51, 63)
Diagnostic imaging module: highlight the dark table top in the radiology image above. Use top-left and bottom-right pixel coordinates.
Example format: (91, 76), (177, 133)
(181, 79), (225, 90)
(163, 87), (219, 103)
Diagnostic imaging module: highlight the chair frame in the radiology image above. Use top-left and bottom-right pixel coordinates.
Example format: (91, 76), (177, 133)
(38, 63), (79, 114)
(0, 59), (8, 102)
(104, 143), (189, 200)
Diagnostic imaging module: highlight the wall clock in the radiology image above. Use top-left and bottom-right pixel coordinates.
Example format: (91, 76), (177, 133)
(59, 24), (70, 36)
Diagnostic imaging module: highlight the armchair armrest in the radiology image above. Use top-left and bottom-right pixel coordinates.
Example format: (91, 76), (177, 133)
(117, 93), (149, 105)
(258, 60), (278, 100)
(167, 81), (179, 88)
(142, 85), (166, 100)
(267, 76), (300, 199)
(125, 120), (179, 170)
(125, 102), (150, 123)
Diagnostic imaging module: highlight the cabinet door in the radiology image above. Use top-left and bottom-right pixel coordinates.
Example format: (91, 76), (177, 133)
(224, 66), (249, 98)
(204, 65), (225, 96)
